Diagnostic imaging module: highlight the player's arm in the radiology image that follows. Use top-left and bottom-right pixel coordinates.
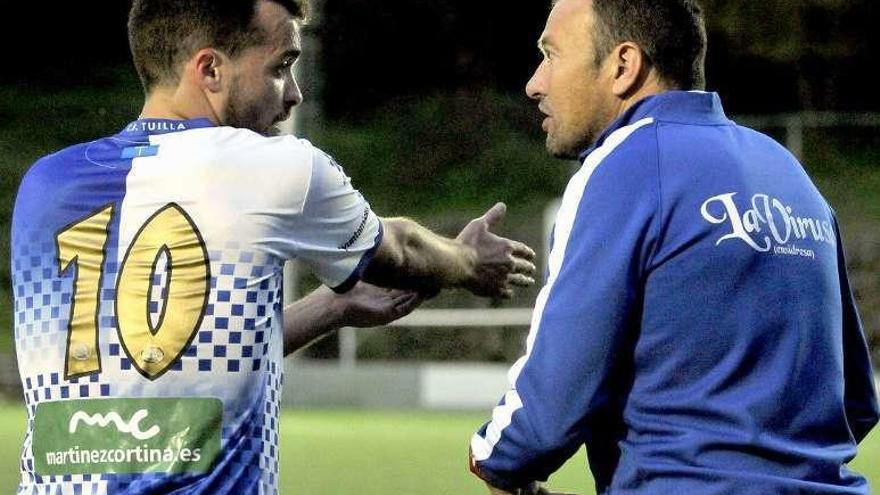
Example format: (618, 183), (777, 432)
(283, 282), (421, 355)
(835, 218), (880, 443)
(470, 129), (659, 492)
(364, 203), (537, 299)
(279, 145), (536, 300)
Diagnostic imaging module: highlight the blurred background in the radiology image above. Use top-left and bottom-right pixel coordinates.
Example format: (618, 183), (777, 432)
(0, 0), (878, 493)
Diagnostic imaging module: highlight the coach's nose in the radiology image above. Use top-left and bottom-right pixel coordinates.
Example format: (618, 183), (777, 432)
(526, 59), (548, 101)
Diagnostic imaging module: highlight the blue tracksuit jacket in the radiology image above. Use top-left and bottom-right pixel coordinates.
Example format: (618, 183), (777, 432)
(470, 91), (879, 494)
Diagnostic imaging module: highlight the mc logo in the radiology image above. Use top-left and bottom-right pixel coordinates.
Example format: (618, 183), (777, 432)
(34, 397), (222, 475)
(69, 409), (161, 441)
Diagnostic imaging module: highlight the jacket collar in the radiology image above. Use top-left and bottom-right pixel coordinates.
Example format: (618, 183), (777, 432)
(578, 91), (730, 162)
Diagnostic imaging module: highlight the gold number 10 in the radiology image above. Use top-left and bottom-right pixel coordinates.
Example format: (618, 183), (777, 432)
(57, 203), (210, 381)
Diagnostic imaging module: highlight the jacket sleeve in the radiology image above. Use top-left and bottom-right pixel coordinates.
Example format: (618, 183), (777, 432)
(470, 123), (660, 490)
(835, 218), (880, 444)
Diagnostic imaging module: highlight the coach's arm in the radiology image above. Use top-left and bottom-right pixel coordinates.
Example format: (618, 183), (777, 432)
(469, 131), (659, 492)
(836, 220), (880, 443)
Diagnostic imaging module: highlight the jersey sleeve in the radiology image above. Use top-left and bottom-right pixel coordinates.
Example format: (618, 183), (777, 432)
(250, 138), (382, 292)
(469, 122), (660, 490)
(290, 148), (382, 292)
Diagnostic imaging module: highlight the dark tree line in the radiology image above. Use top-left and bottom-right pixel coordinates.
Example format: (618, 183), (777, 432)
(2, 0), (878, 114)
(318, 0), (880, 116)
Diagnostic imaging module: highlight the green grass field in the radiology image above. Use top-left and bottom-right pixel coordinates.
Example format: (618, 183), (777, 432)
(0, 406), (876, 493)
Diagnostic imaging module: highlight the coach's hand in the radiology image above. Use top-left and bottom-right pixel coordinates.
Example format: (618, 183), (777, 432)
(457, 203), (537, 299)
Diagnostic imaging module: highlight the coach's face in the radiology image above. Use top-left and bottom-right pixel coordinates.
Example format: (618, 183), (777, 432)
(526, 0), (616, 159)
(222, 0), (303, 135)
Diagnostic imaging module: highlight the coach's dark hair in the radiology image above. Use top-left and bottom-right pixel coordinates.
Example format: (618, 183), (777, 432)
(591, 0), (706, 90)
(128, 0), (306, 93)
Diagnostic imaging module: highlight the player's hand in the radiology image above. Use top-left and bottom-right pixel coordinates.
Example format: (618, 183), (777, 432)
(336, 281), (423, 328)
(457, 202), (537, 299)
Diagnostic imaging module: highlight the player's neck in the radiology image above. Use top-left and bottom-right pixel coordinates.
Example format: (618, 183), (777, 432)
(140, 85), (221, 125)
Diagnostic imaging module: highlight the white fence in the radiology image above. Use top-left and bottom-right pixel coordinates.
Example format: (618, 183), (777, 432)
(283, 361), (511, 410)
(735, 112), (880, 160)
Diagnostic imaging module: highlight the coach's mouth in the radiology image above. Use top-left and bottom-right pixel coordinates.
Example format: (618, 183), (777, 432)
(538, 106), (552, 132)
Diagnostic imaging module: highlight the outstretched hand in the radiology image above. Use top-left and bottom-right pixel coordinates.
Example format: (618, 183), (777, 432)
(457, 202), (537, 299)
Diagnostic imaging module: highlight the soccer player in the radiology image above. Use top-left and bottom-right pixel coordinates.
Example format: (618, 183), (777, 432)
(10, 0), (537, 493)
(469, 0), (879, 494)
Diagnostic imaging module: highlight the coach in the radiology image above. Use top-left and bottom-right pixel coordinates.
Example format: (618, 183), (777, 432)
(469, 0), (879, 494)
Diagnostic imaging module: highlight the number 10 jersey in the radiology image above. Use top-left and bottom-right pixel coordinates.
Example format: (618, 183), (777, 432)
(10, 118), (382, 494)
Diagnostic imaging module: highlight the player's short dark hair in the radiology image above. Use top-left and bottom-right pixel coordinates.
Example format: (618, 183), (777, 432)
(591, 0), (706, 90)
(128, 0), (306, 93)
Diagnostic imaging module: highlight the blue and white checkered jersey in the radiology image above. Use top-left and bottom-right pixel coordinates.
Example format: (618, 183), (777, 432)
(11, 118), (382, 494)
(470, 91), (879, 494)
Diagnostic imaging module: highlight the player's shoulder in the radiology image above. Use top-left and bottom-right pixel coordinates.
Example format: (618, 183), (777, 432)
(154, 127), (337, 196)
(162, 128), (345, 206)
(19, 139), (102, 189)
(200, 127), (346, 179)
(163, 126), (318, 164)
(30, 140), (95, 168)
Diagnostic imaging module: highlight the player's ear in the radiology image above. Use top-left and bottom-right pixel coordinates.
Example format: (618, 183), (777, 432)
(193, 48), (226, 93)
(610, 42), (649, 98)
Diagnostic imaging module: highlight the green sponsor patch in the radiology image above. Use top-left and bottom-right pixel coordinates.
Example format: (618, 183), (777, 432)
(33, 397), (221, 475)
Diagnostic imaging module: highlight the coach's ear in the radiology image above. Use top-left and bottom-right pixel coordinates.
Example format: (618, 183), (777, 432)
(192, 48), (226, 93)
(609, 41), (650, 99)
